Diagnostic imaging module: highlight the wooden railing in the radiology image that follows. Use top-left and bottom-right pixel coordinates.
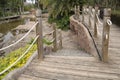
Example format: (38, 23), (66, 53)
(0, 9), (62, 75)
(36, 9), (62, 59)
(0, 22), (38, 75)
(74, 6), (112, 62)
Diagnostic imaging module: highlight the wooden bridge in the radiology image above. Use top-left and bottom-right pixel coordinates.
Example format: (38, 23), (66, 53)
(17, 7), (120, 80)
(2, 7), (120, 80)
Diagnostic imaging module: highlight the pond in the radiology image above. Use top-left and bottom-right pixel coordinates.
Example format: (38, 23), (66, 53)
(0, 19), (24, 34)
(0, 19), (24, 56)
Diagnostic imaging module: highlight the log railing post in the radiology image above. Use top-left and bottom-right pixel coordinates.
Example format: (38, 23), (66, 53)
(0, 33), (4, 56)
(53, 23), (57, 52)
(102, 8), (111, 62)
(74, 5), (77, 19)
(94, 6), (99, 38)
(36, 9), (44, 60)
(77, 6), (80, 21)
(74, 5), (80, 20)
(89, 6), (92, 27)
(82, 6), (84, 23)
(58, 29), (62, 49)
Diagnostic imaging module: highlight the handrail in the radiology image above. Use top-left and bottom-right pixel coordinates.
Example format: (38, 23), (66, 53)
(79, 7), (102, 60)
(0, 35), (39, 75)
(0, 22), (38, 51)
(43, 30), (55, 37)
(89, 11), (94, 18)
(96, 14), (103, 25)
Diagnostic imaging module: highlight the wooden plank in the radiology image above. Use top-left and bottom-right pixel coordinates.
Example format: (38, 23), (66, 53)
(23, 68), (110, 80)
(27, 64), (119, 79)
(37, 57), (120, 69)
(31, 61), (120, 74)
(45, 55), (96, 61)
(18, 74), (49, 80)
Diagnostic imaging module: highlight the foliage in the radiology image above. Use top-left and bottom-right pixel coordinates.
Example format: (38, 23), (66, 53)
(28, 38), (35, 44)
(48, 15), (70, 30)
(56, 16), (70, 30)
(40, 0), (86, 18)
(39, 0), (86, 30)
(0, 35), (56, 79)
(43, 38), (53, 45)
(24, 4), (34, 11)
(0, 0), (24, 17)
(0, 44), (37, 80)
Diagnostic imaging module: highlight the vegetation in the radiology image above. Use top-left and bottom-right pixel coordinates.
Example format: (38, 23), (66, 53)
(0, 37), (54, 79)
(39, 0), (86, 30)
(43, 38), (53, 45)
(0, 0), (24, 17)
(39, 0), (120, 30)
(0, 0), (120, 79)
(0, 44), (37, 80)
(0, 0), (36, 17)
(0, 0), (119, 28)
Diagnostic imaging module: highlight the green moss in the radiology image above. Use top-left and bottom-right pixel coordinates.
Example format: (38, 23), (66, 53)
(0, 44), (37, 80)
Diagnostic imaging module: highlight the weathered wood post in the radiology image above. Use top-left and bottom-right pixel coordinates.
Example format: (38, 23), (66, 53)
(94, 6), (99, 38)
(0, 33), (4, 56)
(77, 6), (80, 21)
(74, 5), (80, 20)
(82, 6), (84, 23)
(53, 23), (57, 52)
(102, 8), (111, 62)
(36, 9), (44, 60)
(89, 6), (92, 27)
(74, 5), (77, 19)
(58, 29), (62, 49)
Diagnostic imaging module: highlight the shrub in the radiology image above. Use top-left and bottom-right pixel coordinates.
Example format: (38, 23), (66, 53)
(0, 44), (37, 80)
(48, 15), (70, 30)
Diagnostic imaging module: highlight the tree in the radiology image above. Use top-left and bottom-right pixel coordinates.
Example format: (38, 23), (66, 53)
(39, 0), (87, 29)
(40, 0), (86, 18)
(0, 0), (7, 16)
(0, 0), (24, 17)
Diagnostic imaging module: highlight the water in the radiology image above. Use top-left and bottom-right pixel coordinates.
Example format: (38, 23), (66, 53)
(0, 20), (24, 55)
(0, 19), (24, 34)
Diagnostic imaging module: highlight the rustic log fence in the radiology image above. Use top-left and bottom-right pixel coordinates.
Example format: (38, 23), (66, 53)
(73, 6), (112, 62)
(102, 8), (112, 62)
(0, 9), (62, 75)
(43, 23), (62, 53)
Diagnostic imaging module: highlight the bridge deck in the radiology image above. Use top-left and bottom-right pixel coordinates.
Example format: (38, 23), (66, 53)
(84, 14), (120, 61)
(17, 15), (120, 80)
